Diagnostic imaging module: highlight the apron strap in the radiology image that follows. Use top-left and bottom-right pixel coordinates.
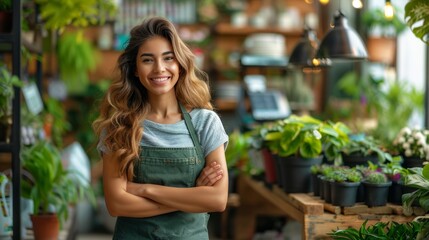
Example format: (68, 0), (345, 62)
(179, 103), (205, 162)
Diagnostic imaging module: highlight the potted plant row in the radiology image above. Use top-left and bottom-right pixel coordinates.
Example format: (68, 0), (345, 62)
(262, 115), (350, 193)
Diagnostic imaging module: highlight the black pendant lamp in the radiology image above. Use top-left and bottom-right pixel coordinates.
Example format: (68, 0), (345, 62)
(288, 28), (319, 67)
(315, 11), (368, 61)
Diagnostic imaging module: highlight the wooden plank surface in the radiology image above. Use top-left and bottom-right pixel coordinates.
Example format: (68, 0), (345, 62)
(272, 186), (324, 215)
(305, 213), (416, 239)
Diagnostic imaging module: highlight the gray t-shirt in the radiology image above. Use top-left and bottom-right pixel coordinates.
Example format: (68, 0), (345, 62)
(141, 108), (228, 157)
(98, 109), (228, 157)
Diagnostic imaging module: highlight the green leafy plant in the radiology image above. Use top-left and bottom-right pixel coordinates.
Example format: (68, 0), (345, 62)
(0, 66), (23, 121)
(341, 134), (392, 164)
(330, 220), (428, 240)
(263, 115), (350, 162)
(35, 0), (117, 32)
(21, 140), (95, 226)
(57, 32), (98, 95)
(404, 0), (429, 44)
(402, 165), (429, 215)
(362, 6), (407, 37)
(225, 129), (250, 170)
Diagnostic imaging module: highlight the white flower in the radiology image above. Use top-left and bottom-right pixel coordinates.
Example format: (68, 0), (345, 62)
(405, 149), (412, 157)
(402, 142), (410, 149)
(408, 137), (414, 144)
(401, 127), (412, 135)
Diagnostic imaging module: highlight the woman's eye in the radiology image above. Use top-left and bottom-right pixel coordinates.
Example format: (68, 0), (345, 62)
(142, 58), (153, 63)
(165, 56), (174, 61)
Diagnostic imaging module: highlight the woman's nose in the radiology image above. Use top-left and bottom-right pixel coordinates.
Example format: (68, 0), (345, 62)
(154, 60), (165, 72)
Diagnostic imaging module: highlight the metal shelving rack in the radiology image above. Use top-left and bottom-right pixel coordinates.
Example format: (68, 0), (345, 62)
(0, 0), (22, 239)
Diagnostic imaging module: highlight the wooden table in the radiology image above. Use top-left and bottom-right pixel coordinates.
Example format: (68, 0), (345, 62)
(233, 175), (419, 240)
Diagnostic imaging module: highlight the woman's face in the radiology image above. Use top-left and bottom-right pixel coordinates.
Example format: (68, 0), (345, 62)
(135, 36), (180, 97)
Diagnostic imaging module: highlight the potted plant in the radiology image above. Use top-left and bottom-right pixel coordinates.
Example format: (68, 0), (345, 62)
(393, 127), (429, 168)
(263, 115), (349, 193)
(378, 157), (405, 204)
(362, 5), (407, 64)
(225, 129), (250, 192)
(340, 134), (392, 167)
(20, 140), (95, 240)
(330, 167), (362, 207)
(0, 66), (23, 142)
(0, 0), (12, 33)
(362, 170), (392, 207)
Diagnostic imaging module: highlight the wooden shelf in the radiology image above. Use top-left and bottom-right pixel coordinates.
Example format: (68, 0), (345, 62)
(234, 176), (418, 240)
(215, 23), (303, 37)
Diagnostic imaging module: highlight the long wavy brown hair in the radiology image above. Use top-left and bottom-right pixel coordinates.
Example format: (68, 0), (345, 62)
(93, 16), (212, 179)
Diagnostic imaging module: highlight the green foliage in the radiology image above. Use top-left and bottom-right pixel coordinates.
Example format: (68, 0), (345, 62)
(35, 0), (117, 32)
(405, 0), (429, 44)
(263, 115), (349, 162)
(21, 141), (95, 226)
(0, 66), (23, 121)
(225, 129), (250, 169)
(57, 32), (98, 95)
(341, 135), (392, 164)
(331, 168), (362, 183)
(402, 165), (429, 216)
(370, 79), (423, 148)
(362, 6), (407, 37)
(0, 0), (11, 11)
(364, 171), (389, 184)
(330, 220), (427, 240)
(43, 96), (71, 148)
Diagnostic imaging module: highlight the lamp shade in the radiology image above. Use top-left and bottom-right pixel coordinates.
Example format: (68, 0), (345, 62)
(289, 28), (319, 67)
(315, 11), (368, 61)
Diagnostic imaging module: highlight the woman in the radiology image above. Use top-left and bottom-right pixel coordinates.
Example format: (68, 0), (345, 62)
(93, 16), (229, 239)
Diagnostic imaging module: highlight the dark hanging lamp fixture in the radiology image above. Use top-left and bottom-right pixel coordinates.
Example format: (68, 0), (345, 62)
(288, 28), (319, 67)
(315, 10), (368, 62)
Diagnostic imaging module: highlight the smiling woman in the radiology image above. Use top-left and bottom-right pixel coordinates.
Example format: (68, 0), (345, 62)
(92, 16), (229, 240)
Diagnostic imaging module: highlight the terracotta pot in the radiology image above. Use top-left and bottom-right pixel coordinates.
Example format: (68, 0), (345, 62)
(367, 37), (396, 65)
(30, 214), (60, 240)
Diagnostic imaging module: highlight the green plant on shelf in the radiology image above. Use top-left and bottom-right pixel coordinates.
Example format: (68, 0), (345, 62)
(331, 168), (362, 183)
(364, 171), (389, 184)
(0, 66), (23, 122)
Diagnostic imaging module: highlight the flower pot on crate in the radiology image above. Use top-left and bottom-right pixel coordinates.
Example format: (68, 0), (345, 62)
(322, 178), (333, 203)
(261, 148), (277, 185)
(401, 156), (425, 168)
(278, 155), (323, 193)
(330, 181), (360, 207)
(388, 180), (403, 204)
(273, 153), (284, 188)
(342, 153), (379, 168)
(363, 181), (392, 207)
(311, 173), (320, 196)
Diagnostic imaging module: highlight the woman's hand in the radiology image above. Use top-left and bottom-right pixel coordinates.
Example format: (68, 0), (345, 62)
(196, 161), (224, 187)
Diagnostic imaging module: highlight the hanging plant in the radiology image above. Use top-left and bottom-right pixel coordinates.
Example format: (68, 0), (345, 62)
(57, 31), (98, 95)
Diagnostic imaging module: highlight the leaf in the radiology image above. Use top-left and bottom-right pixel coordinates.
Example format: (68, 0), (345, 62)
(404, 0), (429, 44)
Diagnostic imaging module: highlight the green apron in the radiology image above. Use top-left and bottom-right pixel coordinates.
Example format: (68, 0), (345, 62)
(113, 104), (209, 240)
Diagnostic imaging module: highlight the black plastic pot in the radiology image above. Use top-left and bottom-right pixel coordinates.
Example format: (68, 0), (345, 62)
(363, 181), (392, 207)
(330, 181), (360, 207)
(278, 155), (323, 193)
(342, 153), (379, 168)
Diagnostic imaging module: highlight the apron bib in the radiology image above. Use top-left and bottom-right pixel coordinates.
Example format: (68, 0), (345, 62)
(113, 104), (209, 240)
